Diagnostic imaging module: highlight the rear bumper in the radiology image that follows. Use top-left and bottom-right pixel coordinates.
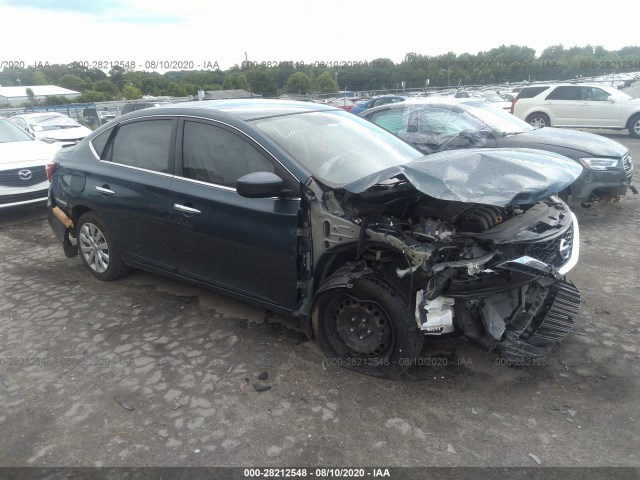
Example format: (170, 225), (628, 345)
(47, 195), (78, 258)
(47, 198), (67, 243)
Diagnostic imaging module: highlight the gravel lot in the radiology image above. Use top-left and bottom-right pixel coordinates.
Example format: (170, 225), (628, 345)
(0, 132), (639, 470)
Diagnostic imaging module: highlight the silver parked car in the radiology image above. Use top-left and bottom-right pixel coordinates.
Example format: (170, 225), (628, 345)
(0, 118), (60, 208)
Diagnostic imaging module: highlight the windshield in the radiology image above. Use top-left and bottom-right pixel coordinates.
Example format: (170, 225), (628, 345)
(26, 113), (81, 131)
(0, 119), (35, 143)
(463, 101), (534, 134)
(253, 110), (423, 186)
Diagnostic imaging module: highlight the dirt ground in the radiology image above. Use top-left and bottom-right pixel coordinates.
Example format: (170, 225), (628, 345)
(0, 133), (639, 470)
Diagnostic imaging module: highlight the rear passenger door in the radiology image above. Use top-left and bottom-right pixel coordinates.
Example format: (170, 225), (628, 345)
(544, 86), (580, 126)
(88, 117), (178, 270)
(170, 118), (301, 310)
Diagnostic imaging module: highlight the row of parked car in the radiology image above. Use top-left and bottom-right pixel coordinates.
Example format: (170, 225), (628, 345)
(0, 93), (636, 378)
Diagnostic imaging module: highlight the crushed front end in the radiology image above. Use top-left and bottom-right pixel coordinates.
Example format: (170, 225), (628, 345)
(309, 150), (582, 363)
(368, 194), (580, 360)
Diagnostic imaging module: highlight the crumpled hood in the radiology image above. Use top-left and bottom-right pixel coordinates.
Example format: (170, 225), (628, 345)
(343, 148), (583, 207)
(503, 127), (628, 158)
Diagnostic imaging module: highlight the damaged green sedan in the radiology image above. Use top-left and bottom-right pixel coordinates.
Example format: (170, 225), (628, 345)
(47, 100), (582, 378)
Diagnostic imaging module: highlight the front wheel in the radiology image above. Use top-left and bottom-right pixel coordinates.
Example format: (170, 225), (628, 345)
(526, 112), (550, 129)
(629, 114), (640, 138)
(312, 273), (423, 379)
(77, 212), (130, 281)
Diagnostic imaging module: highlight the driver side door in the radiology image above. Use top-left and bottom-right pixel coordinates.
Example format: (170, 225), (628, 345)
(170, 118), (302, 310)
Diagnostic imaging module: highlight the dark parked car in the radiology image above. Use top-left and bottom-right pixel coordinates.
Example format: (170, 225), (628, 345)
(350, 95), (405, 115)
(361, 98), (636, 206)
(47, 100), (582, 378)
(120, 101), (170, 115)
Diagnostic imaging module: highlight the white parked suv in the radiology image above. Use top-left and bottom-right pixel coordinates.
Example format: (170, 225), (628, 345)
(511, 83), (640, 137)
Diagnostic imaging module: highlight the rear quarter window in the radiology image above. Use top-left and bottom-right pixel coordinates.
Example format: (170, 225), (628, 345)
(517, 86), (551, 99)
(90, 127), (114, 158)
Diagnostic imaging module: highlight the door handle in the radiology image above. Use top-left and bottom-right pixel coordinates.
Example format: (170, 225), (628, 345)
(95, 185), (115, 195)
(174, 203), (201, 215)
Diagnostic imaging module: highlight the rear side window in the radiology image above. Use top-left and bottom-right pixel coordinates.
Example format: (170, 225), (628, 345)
(517, 86), (550, 99)
(546, 86), (580, 101)
(368, 108), (407, 134)
(109, 120), (173, 173)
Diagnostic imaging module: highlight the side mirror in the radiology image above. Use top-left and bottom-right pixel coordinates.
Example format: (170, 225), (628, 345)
(236, 172), (284, 198)
(32, 125), (44, 132)
(607, 96), (616, 103)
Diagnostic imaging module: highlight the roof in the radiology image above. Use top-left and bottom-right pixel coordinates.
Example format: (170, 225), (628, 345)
(203, 89), (257, 100)
(0, 85), (80, 98)
(158, 99), (337, 121)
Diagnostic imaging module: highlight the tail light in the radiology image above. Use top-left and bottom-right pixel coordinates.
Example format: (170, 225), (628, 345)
(510, 97), (518, 114)
(46, 161), (57, 182)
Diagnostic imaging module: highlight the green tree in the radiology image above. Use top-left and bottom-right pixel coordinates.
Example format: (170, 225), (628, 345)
(43, 95), (70, 105)
(25, 88), (38, 105)
(122, 84), (142, 100)
(31, 71), (49, 85)
(222, 73), (250, 90)
(313, 72), (338, 93)
(109, 65), (127, 89)
(248, 69), (277, 97)
(284, 72), (311, 94)
(59, 74), (90, 92)
(92, 79), (120, 99)
(78, 90), (108, 102)
(170, 83), (189, 97)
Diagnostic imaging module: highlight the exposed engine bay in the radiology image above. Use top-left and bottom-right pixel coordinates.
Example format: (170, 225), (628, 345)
(309, 177), (581, 361)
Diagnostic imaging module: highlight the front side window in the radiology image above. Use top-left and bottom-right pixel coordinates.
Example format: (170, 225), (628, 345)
(109, 119), (173, 173)
(181, 121), (275, 188)
(581, 87), (609, 101)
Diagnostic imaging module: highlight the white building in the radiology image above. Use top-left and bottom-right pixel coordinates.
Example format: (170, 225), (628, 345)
(0, 85), (81, 106)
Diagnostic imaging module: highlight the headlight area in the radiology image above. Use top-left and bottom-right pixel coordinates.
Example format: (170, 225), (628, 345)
(579, 157), (620, 171)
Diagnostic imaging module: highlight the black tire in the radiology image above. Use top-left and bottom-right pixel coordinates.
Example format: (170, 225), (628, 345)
(77, 212), (130, 281)
(313, 273), (423, 379)
(628, 114), (640, 138)
(526, 112), (550, 129)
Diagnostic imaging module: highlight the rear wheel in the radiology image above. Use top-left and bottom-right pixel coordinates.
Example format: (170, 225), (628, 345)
(77, 212), (130, 281)
(313, 273), (423, 379)
(629, 114), (640, 138)
(526, 112), (550, 129)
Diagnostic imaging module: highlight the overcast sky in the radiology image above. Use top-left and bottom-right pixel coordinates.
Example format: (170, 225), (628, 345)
(1, 0), (638, 72)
